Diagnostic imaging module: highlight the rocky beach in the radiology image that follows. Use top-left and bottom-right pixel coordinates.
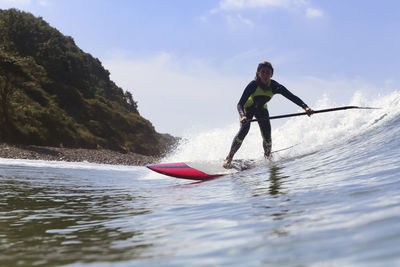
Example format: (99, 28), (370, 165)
(0, 143), (159, 166)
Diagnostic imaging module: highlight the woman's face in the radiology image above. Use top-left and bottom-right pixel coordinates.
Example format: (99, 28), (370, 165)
(258, 67), (272, 84)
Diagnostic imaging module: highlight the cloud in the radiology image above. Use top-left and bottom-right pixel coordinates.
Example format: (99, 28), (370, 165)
(305, 7), (324, 18)
(283, 75), (379, 107)
(0, 0), (49, 8)
(224, 13), (254, 29)
(211, 0), (324, 20)
(237, 14), (253, 25)
(103, 52), (246, 135)
(0, 0), (31, 7)
(217, 0), (290, 10)
(37, 0), (49, 6)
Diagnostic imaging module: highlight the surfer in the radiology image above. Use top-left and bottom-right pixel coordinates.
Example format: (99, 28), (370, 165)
(223, 61), (313, 169)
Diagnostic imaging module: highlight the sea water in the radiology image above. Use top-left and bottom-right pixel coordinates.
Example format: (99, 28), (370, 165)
(1, 91), (400, 266)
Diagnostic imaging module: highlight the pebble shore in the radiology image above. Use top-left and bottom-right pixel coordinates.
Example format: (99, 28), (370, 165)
(0, 143), (159, 166)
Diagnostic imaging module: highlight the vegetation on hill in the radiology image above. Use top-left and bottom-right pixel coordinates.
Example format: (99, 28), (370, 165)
(0, 9), (176, 156)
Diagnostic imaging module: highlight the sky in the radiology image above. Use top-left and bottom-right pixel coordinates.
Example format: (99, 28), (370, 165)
(1, 0), (399, 136)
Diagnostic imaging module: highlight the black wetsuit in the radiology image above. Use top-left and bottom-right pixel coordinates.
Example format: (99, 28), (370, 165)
(227, 79), (308, 158)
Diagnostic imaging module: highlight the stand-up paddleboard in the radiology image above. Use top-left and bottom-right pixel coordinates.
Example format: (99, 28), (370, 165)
(146, 162), (223, 180)
(146, 145), (297, 180)
(146, 160), (255, 180)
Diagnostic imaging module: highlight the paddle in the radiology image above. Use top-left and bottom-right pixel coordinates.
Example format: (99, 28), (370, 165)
(249, 106), (379, 122)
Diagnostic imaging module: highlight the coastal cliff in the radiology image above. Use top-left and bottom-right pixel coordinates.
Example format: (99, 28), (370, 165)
(0, 9), (176, 158)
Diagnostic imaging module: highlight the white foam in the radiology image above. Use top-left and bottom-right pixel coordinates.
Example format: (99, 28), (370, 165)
(0, 157), (139, 172)
(165, 91), (400, 162)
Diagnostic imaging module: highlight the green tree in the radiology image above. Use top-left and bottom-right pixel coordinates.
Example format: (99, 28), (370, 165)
(123, 91), (138, 113)
(0, 51), (27, 132)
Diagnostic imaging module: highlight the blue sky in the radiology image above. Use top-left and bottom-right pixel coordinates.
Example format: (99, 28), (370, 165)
(1, 0), (399, 136)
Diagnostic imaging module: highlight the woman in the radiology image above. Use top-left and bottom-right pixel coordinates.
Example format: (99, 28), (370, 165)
(223, 61), (313, 168)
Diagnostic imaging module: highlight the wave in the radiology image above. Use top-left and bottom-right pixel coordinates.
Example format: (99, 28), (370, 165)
(0, 157), (140, 171)
(165, 91), (400, 162)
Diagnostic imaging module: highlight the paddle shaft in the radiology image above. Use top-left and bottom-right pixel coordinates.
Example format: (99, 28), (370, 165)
(249, 106), (377, 122)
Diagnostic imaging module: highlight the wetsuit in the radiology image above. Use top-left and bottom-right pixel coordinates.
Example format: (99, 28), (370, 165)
(227, 79), (308, 158)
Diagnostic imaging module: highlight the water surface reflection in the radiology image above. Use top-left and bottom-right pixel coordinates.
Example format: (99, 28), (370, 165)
(0, 172), (154, 266)
(241, 163), (296, 239)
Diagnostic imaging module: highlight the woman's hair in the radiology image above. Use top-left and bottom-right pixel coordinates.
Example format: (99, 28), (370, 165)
(256, 61), (274, 75)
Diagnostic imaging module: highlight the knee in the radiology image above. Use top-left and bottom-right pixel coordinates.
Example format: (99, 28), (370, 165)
(240, 125), (250, 137)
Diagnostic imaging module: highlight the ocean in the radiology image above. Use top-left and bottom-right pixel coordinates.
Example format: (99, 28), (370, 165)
(1, 91), (400, 266)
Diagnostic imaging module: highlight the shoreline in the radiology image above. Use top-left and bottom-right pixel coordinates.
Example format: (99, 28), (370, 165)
(0, 143), (160, 166)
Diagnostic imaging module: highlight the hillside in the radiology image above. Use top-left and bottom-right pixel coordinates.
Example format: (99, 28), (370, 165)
(0, 9), (176, 156)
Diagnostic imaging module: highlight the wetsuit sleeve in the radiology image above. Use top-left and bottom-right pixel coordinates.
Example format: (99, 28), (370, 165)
(273, 82), (308, 109)
(237, 81), (257, 117)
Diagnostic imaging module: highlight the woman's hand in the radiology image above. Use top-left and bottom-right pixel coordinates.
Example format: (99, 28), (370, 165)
(240, 116), (248, 124)
(305, 106), (314, 116)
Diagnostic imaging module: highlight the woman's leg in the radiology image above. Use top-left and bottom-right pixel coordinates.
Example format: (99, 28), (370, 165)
(227, 121), (251, 159)
(223, 111), (254, 168)
(256, 109), (272, 158)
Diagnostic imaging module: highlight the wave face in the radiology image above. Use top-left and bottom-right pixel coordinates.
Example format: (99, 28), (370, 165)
(166, 91), (400, 163)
